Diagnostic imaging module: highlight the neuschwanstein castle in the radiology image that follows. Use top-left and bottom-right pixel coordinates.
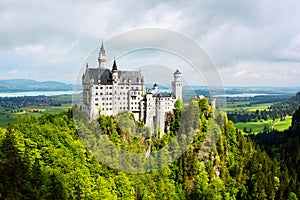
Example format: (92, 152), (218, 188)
(82, 42), (183, 134)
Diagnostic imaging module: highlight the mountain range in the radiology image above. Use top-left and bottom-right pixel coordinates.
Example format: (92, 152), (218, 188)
(0, 79), (75, 92)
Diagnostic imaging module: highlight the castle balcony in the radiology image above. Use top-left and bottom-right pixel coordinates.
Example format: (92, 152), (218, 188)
(129, 90), (141, 96)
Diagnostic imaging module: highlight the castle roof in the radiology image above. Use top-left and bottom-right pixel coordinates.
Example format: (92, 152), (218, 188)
(174, 69), (181, 74)
(100, 41), (106, 56)
(83, 67), (143, 85)
(152, 92), (172, 97)
(112, 59), (118, 71)
(117, 70), (143, 85)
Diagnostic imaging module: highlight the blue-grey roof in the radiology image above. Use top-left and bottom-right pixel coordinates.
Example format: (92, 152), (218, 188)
(83, 67), (143, 85)
(174, 69), (181, 74)
(152, 92), (172, 97)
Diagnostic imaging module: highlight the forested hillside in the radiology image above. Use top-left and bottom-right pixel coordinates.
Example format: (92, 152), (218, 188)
(0, 79), (74, 92)
(0, 99), (298, 199)
(251, 105), (300, 198)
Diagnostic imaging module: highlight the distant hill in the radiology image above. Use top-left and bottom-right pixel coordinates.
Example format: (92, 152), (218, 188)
(270, 91), (300, 115)
(0, 79), (75, 92)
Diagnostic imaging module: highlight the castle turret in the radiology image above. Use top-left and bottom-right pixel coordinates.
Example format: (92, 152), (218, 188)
(98, 41), (107, 68)
(172, 69), (183, 101)
(211, 96), (216, 109)
(112, 59), (118, 84)
(152, 83), (158, 94)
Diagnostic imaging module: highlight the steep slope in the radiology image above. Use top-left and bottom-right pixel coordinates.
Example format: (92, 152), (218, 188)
(0, 99), (298, 199)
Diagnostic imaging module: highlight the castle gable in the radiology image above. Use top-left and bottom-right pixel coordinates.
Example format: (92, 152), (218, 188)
(87, 68), (112, 85)
(118, 70), (143, 85)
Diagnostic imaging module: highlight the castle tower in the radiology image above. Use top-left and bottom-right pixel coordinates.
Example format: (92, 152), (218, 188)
(112, 59), (118, 84)
(98, 41), (107, 69)
(111, 59), (118, 115)
(172, 69), (183, 101)
(211, 96), (216, 109)
(152, 83), (158, 94)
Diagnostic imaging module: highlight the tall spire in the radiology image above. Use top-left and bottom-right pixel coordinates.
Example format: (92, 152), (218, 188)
(100, 41), (106, 56)
(98, 40), (107, 68)
(112, 58), (118, 71)
(112, 58), (119, 84)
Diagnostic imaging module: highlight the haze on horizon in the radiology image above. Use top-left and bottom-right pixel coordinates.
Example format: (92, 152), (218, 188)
(1, 0), (300, 87)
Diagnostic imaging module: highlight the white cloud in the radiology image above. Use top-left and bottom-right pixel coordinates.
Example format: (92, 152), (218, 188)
(7, 69), (18, 75)
(220, 60), (300, 86)
(15, 44), (45, 55)
(1, 0), (300, 85)
(274, 34), (300, 61)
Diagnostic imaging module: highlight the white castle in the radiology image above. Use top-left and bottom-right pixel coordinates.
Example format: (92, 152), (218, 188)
(82, 42), (183, 135)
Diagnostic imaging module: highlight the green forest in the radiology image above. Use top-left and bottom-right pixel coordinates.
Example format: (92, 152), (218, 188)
(0, 98), (299, 199)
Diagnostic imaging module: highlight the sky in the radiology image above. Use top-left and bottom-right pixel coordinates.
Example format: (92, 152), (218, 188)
(1, 0), (300, 87)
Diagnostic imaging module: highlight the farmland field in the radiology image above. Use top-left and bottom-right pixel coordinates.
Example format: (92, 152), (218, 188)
(234, 116), (292, 133)
(0, 104), (72, 127)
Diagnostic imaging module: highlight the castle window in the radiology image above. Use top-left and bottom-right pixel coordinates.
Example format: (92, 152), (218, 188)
(96, 86), (98, 89)
(109, 86), (112, 89)
(100, 93), (103, 95)
(109, 92), (112, 95)
(126, 87), (129, 89)
(100, 86), (103, 89)
(95, 103), (98, 106)
(121, 87), (124, 89)
(95, 98), (98, 101)
(96, 93), (98, 95)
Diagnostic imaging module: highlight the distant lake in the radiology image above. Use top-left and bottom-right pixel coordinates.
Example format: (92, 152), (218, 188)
(0, 91), (81, 97)
(215, 93), (272, 98)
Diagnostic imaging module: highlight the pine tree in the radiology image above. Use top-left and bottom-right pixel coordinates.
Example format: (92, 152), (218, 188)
(0, 125), (26, 199)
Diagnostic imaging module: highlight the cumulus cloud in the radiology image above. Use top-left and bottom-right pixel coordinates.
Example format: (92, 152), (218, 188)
(220, 60), (300, 86)
(7, 69), (18, 75)
(1, 0), (300, 85)
(274, 34), (300, 61)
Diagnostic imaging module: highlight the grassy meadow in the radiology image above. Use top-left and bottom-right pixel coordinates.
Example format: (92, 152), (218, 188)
(0, 104), (72, 127)
(234, 116), (292, 133)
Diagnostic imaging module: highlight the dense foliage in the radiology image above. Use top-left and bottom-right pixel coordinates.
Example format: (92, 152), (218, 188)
(0, 98), (298, 199)
(251, 105), (300, 198)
